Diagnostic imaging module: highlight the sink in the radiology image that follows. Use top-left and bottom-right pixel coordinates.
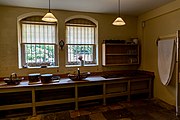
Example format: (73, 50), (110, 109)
(102, 73), (140, 79)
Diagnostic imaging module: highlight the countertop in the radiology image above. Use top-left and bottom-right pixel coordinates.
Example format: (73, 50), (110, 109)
(0, 74), (154, 89)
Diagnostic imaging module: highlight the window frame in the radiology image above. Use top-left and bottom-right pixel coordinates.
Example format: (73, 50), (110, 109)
(65, 19), (98, 67)
(19, 19), (58, 68)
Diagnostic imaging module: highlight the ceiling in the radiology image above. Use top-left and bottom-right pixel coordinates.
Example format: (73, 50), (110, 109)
(0, 0), (175, 16)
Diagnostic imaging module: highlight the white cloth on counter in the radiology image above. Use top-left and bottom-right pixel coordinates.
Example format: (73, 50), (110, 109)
(158, 39), (176, 86)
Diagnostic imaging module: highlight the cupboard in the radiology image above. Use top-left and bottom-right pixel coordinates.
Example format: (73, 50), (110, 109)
(102, 40), (140, 66)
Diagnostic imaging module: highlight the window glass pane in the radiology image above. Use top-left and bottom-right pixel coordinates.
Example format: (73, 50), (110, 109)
(24, 44), (55, 67)
(67, 45), (95, 65)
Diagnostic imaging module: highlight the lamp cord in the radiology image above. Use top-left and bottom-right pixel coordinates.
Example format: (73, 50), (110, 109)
(49, 0), (50, 12)
(118, 0), (120, 17)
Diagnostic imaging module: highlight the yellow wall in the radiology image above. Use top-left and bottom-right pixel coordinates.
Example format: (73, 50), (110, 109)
(138, 0), (180, 106)
(0, 0), (179, 107)
(0, 6), (138, 77)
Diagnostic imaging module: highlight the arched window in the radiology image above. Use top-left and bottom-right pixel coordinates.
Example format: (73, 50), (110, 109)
(65, 17), (98, 66)
(19, 15), (58, 68)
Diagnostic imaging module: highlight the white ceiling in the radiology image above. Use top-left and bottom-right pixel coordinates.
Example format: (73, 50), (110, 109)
(0, 0), (175, 16)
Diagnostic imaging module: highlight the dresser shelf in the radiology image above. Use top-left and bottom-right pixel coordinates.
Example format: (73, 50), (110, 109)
(102, 41), (140, 66)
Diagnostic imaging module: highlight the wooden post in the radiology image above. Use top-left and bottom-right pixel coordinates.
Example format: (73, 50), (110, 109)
(32, 87), (36, 116)
(127, 80), (131, 101)
(103, 82), (106, 105)
(176, 30), (180, 116)
(75, 84), (78, 110)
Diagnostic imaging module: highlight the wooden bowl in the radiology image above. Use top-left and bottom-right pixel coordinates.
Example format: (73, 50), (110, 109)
(4, 78), (23, 85)
(68, 72), (90, 81)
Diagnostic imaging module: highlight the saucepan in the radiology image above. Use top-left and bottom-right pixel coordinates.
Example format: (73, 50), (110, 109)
(40, 74), (60, 83)
(28, 73), (41, 82)
(28, 73), (60, 83)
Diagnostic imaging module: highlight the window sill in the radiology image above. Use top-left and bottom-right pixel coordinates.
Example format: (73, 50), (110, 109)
(20, 66), (59, 69)
(66, 64), (98, 68)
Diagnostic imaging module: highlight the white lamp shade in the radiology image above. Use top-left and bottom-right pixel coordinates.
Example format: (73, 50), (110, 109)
(112, 17), (125, 26)
(42, 12), (57, 22)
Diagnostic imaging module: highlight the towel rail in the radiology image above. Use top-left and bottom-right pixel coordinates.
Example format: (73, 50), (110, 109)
(156, 33), (176, 46)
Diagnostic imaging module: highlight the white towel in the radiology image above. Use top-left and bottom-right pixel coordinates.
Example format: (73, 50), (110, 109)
(158, 39), (176, 86)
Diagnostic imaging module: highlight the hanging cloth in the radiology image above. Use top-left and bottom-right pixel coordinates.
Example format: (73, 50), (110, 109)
(158, 39), (176, 86)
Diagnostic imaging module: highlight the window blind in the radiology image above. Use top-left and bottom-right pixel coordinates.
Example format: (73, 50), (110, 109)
(66, 26), (95, 44)
(22, 23), (56, 44)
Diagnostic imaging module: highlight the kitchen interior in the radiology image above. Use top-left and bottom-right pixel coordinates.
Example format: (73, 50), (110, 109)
(0, 0), (180, 119)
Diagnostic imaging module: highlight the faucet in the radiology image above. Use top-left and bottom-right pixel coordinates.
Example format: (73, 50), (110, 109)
(80, 60), (84, 66)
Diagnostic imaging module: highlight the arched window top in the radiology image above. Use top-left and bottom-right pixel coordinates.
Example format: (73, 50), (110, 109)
(20, 16), (57, 25)
(21, 16), (43, 22)
(17, 12), (58, 24)
(65, 15), (98, 27)
(17, 12), (44, 22)
(66, 18), (96, 27)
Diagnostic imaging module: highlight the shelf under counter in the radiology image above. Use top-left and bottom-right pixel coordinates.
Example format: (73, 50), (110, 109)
(0, 74), (154, 117)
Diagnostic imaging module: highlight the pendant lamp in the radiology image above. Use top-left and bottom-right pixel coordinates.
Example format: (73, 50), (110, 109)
(112, 0), (125, 26)
(42, 0), (57, 22)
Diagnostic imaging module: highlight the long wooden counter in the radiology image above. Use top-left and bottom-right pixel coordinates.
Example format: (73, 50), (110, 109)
(0, 74), (154, 116)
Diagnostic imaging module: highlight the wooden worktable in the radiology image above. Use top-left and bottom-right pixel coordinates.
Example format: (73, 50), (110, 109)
(0, 74), (154, 116)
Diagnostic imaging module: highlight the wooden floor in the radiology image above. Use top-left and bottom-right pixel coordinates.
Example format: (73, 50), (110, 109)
(0, 99), (179, 120)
